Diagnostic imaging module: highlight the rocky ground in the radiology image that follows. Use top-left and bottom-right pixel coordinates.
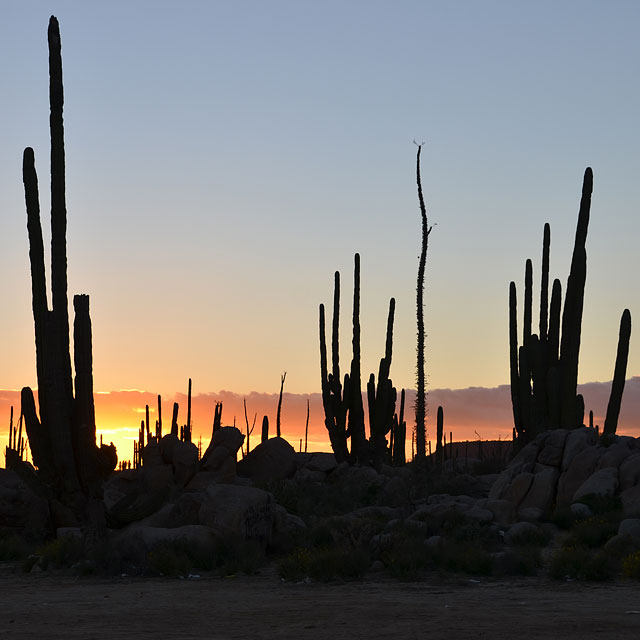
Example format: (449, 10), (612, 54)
(1, 567), (640, 639)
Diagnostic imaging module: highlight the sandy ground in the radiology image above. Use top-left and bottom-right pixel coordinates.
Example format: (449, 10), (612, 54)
(2, 565), (640, 639)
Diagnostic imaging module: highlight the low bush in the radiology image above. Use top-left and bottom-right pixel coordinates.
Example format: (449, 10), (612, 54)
(622, 551), (640, 579)
(0, 532), (32, 561)
(36, 535), (84, 569)
(493, 547), (541, 576)
(565, 516), (618, 548)
(278, 545), (369, 582)
(549, 546), (615, 581)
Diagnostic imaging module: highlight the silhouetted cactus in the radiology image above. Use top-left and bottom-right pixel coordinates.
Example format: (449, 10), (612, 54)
(20, 18), (116, 521)
(276, 372), (286, 438)
(261, 415), (269, 443)
(348, 254), (366, 463)
(435, 405), (444, 466)
(415, 144), (432, 459)
(171, 402), (179, 437)
(509, 169), (630, 445)
(391, 389), (406, 466)
(367, 298), (397, 469)
(604, 309), (632, 435)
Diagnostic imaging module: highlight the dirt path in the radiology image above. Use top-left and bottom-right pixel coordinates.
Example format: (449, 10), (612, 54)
(2, 568), (639, 639)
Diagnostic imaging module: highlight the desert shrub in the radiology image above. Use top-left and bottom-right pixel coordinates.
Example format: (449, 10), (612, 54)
(0, 532), (32, 561)
(147, 542), (192, 577)
(379, 530), (434, 580)
(36, 535), (84, 569)
(210, 536), (266, 576)
(549, 546), (615, 581)
(552, 506), (581, 530)
(494, 547), (541, 576)
(566, 516), (618, 548)
(278, 546), (369, 582)
(508, 526), (549, 547)
(576, 494), (622, 518)
(622, 551), (640, 579)
(441, 540), (493, 576)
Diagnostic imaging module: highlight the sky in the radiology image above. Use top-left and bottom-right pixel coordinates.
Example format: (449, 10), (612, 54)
(1, 1), (639, 460)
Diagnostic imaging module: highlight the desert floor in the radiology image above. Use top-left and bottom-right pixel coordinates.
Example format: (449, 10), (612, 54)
(2, 565), (639, 639)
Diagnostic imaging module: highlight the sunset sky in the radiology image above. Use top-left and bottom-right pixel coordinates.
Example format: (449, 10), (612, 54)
(1, 2), (638, 461)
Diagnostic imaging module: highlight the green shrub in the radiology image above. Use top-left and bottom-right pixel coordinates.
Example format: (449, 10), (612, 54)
(508, 527), (549, 547)
(552, 506), (581, 530)
(147, 542), (192, 577)
(441, 541), (493, 576)
(576, 494), (622, 517)
(278, 545), (369, 582)
(622, 551), (640, 579)
(36, 535), (84, 569)
(549, 546), (615, 581)
(494, 547), (541, 576)
(380, 531), (434, 580)
(0, 533), (32, 561)
(566, 516), (618, 548)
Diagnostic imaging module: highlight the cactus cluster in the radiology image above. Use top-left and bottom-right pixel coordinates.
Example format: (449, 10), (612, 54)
(19, 17), (116, 520)
(510, 168), (632, 444)
(319, 253), (405, 466)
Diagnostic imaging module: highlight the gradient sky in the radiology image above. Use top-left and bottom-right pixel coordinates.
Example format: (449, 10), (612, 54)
(1, 2), (639, 459)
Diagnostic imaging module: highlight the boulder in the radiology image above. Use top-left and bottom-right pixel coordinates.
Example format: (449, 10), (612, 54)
(573, 467), (618, 502)
(569, 502), (592, 519)
(619, 452), (640, 491)
(304, 452), (338, 474)
(172, 441), (199, 487)
(556, 446), (603, 506)
(620, 485), (640, 518)
(294, 468), (326, 483)
(198, 484), (275, 545)
(0, 469), (50, 535)
(518, 467), (559, 515)
(141, 442), (164, 467)
(597, 443), (632, 470)
(483, 499), (517, 525)
(537, 429), (569, 467)
(561, 428), (597, 471)
(201, 427), (245, 481)
(237, 437), (297, 482)
(113, 524), (216, 566)
(618, 518), (640, 544)
(504, 521), (541, 545)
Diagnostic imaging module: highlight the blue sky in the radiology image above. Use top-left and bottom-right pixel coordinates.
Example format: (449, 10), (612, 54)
(0, 1), (638, 402)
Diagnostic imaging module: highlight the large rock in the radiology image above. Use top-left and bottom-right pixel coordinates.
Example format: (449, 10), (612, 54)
(304, 452), (338, 474)
(561, 428), (597, 471)
(556, 446), (603, 506)
(621, 485), (640, 518)
(619, 452), (640, 491)
(537, 429), (569, 467)
(200, 427), (245, 482)
(618, 518), (640, 544)
(597, 443), (632, 470)
(237, 437), (297, 482)
(573, 467), (619, 502)
(198, 484), (275, 545)
(517, 467), (559, 516)
(0, 469), (50, 535)
(159, 434), (198, 486)
(113, 524), (216, 566)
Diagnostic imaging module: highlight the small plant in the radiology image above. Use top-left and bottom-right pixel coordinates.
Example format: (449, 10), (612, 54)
(622, 551), (640, 579)
(36, 535), (84, 569)
(0, 532), (32, 561)
(549, 545), (615, 581)
(278, 545), (369, 582)
(442, 540), (493, 576)
(147, 542), (192, 577)
(494, 547), (542, 576)
(565, 516), (618, 548)
(379, 530), (434, 580)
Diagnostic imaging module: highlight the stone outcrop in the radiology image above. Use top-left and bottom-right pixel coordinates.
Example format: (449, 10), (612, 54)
(490, 428), (640, 518)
